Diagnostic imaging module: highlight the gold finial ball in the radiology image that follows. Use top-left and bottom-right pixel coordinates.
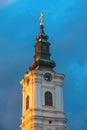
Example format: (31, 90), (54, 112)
(40, 12), (44, 26)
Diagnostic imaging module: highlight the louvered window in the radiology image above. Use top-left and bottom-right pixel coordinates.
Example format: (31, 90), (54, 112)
(26, 96), (29, 110)
(45, 92), (53, 106)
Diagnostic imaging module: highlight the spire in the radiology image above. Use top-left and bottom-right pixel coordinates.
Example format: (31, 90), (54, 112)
(29, 13), (56, 71)
(36, 13), (48, 44)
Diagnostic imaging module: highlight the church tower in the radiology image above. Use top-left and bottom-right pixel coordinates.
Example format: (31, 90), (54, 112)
(20, 13), (67, 130)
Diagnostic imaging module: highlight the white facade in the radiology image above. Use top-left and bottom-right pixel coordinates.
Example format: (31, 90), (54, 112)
(20, 70), (67, 130)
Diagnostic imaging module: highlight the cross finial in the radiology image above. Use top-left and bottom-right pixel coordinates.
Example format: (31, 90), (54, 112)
(40, 12), (44, 26)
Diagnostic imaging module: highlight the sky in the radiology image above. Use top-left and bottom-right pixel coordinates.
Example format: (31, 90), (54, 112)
(0, 0), (87, 130)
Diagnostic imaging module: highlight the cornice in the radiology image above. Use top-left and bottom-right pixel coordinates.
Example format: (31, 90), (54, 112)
(54, 73), (65, 80)
(20, 115), (67, 129)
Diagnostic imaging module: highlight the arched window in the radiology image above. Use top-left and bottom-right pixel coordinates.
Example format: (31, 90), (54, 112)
(45, 91), (53, 106)
(26, 95), (29, 110)
(27, 79), (29, 85)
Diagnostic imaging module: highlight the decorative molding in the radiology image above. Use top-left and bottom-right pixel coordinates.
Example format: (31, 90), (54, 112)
(54, 73), (65, 80)
(42, 85), (55, 89)
(26, 108), (65, 115)
(21, 115), (67, 123)
(54, 81), (63, 87)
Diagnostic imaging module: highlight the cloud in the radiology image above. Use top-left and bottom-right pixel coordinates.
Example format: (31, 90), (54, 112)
(0, 0), (87, 130)
(0, 0), (15, 7)
(67, 60), (87, 89)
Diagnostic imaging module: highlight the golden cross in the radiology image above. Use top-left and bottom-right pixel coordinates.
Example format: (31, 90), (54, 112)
(40, 12), (44, 24)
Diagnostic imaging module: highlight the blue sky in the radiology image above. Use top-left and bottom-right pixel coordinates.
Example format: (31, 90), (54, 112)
(0, 0), (87, 130)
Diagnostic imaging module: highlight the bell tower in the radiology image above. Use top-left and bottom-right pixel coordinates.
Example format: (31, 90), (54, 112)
(20, 13), (67, 130)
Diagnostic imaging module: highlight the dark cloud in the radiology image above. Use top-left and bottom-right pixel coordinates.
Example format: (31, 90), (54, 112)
(0, 0), (87, 130)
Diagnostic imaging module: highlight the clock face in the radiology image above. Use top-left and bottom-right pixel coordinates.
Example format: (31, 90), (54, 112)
(43, 72), (52, 82)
